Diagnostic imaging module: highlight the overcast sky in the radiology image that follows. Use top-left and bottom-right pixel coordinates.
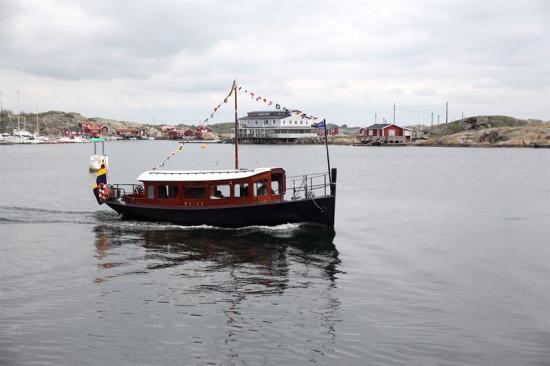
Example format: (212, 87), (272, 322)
(0, 0), (548, 126)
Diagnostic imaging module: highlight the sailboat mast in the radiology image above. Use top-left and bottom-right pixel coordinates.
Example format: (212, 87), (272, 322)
(36, 106), (39, 134)
(0, 92), (3, 134)
(234, 80), (239, 170)
(16, 89), (20, 132)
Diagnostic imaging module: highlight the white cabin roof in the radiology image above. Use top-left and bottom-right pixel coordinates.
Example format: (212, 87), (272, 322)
(137, 168), (276, 182)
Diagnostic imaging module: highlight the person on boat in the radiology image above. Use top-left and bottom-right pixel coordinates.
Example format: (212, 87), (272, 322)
(256, 181), (267, 196)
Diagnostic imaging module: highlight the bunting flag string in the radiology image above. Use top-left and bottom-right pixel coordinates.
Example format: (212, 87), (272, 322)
(152, 143), (184, 170)
(198, 82), (235, 124)
(153, 81), (236, 170)
(237, 85), (320, 121)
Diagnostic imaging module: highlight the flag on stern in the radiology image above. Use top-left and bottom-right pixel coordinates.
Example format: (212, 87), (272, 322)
(92, 163), (108, 204)
(312, 120), (326, 129)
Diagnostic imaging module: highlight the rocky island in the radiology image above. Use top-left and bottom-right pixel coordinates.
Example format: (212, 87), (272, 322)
(416, 116), (550, 148)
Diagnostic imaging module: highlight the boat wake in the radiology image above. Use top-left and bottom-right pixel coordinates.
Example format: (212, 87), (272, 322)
(0, 205), (332, 241)
(0, 205), (98, 224)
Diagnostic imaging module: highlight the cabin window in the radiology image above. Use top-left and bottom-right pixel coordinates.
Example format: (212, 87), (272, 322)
(183, 186), (205, 199)
(233, 183), (249, 198)
(271, 173), (283, 195)
(254, 179), (268, 196)
(158, 184), (179, 199)
(147, 185), (155, 199)
(210, 184), (230, 199)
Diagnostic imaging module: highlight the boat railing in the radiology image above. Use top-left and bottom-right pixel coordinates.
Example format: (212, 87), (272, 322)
(108, 183), (145, 201)
(286, 171), (334, 200)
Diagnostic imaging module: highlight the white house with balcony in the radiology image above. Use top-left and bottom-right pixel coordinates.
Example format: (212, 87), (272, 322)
(235, 110), (318, 143)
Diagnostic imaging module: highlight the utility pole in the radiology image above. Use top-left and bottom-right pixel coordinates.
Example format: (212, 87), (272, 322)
(445, 101), (448, 124)
(462, 111), (464, 119)
(375, 113), (377, 124)
(393, 102), (396, 124)
(431, 112), (434, 128)
(437, 114), (440, 125)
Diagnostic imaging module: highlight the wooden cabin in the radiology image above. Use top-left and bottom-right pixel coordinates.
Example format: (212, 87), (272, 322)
(120, 168), (286, 207)
(361, 123), (411, 144)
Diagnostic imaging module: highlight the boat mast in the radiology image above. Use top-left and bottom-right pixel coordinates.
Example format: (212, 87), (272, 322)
(233, 80), (239, 170)
(16, 89), (20, 132)
(35, 106), (39, 135)
(0, 91), (3, 134)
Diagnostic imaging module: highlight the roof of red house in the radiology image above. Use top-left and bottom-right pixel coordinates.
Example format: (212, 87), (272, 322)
(366, 123), (392, 129)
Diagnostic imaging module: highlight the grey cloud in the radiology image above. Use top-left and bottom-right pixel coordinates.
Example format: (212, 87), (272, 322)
(0, 0), (548, 122)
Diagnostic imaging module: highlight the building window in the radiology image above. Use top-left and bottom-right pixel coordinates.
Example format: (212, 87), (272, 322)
(369, 130), (373, 136)
(255, 120), (258, 125)
(210, 184), (230, 199)
(183, 186), (205, 199)
(300, 121), (303, 125)
(295, 121), (298, 125)
(158, 185), (179, 199)
(233, 183), (249, 198)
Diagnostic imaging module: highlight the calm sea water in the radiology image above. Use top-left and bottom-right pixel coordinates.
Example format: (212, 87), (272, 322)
(1, 141), (549, 365)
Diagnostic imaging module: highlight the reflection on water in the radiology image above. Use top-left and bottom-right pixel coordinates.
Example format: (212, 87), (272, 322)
(91, 222), (343, 364)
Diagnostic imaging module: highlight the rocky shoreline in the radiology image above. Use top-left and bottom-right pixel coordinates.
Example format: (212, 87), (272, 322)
(413, 116), (550, 148)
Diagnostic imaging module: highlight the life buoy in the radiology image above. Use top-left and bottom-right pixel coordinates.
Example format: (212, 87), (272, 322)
(98, 183), (110, 201)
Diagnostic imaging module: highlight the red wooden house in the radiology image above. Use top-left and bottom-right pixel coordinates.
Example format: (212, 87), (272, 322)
(78, 121), (109, 137)
(316, 127), (339, 137)
(361, 124), (411, 144)
(63, 127), (83, 137)
(167, 129), (196, 140)
(116, 127), (145, 139)
(197, 125), (213, 134)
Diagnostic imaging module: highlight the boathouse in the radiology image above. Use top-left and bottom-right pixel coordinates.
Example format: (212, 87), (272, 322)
(236, 110), (317, 143)
(361, 123), (412, 144)
(116, 127), (145, 139)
